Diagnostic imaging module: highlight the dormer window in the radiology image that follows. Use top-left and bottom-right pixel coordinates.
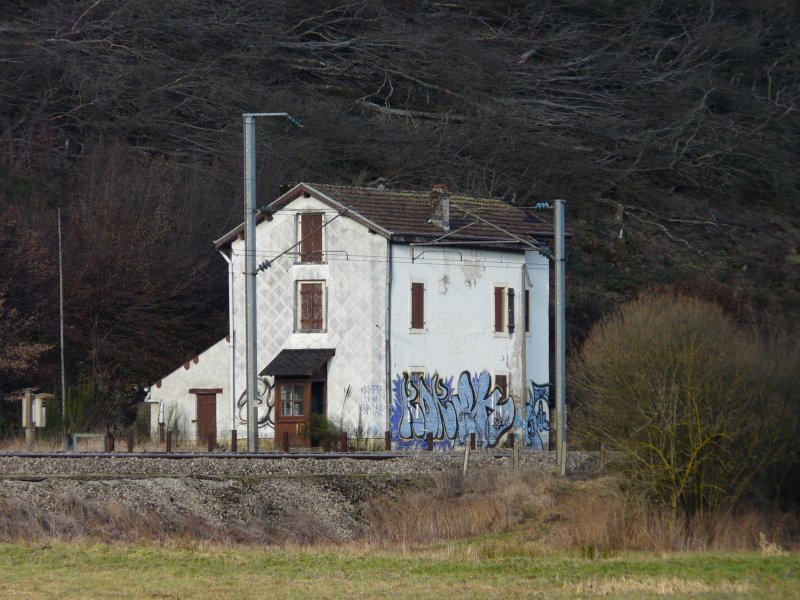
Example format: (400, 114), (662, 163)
(298, 213), (324, 262)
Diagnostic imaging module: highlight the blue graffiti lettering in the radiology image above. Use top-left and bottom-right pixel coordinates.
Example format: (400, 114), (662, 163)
(525, 381), (550, 451)
(391, 370), (515, 449)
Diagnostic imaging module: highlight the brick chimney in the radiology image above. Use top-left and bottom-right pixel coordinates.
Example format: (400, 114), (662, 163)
(430, 183), (450, 231)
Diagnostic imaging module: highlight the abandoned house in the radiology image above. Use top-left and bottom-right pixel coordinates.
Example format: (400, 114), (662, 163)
(147, 182), (553, 450)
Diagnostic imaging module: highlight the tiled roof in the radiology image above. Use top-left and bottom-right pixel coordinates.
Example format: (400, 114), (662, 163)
(260, 348), (335, 378)
(214, 182), (552, 249)
(309, 183), (551, 245)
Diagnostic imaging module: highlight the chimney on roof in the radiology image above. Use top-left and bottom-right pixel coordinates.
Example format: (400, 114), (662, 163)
(430, 183), (450, 231)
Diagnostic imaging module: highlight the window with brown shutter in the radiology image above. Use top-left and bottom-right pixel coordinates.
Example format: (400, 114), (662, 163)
(299, 213), (323, 262)
(524, 289), (530, 333)
(298, 281), (324, 331)
(507, 288), (515, 334)
(494, 286), (505, 332)
(411, 282), (425, 330)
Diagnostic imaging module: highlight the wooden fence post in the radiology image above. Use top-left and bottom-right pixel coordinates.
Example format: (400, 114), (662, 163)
(426, 432), (433, 451)
(385, 431), (391, 451)
(340, 431), (348, 453)
(166, 430), (172, 453)
(127, 431), (135, 453)
(207, 432), (215, 453)
(470, 432), (476, 451)
(231, 430), (238, 453)
(511, 433), (519, 469)
(282, 431), (289, 453)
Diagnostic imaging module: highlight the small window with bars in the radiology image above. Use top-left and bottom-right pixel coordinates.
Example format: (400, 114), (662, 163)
(495, 374), (508, 399)
(297, 281), (325, 332)
(298, 213), (324, 263)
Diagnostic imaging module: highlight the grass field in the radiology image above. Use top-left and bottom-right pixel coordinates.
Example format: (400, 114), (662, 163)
(1, 539), (797, 599)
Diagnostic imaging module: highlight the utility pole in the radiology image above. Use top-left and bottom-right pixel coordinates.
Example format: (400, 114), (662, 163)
(554, 199), (567, 476)
(242, 112), (301, 453)
(58, 207), (66, 428)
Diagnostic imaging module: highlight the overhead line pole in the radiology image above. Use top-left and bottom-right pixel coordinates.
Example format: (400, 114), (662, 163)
(58, 207), (66, 429)
(554, 199), (567, 476)
(242, 112), (301, 453)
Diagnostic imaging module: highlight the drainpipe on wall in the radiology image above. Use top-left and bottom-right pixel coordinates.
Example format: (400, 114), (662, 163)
(385, 239), (393, 436)
(218, 249), (236, 435)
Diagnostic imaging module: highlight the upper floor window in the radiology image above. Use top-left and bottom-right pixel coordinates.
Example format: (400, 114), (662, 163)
(494, 286), (515, 334)
(298, 213), (324, 262)
(297, 280), (325, 332)
(410, 281), (425, 330)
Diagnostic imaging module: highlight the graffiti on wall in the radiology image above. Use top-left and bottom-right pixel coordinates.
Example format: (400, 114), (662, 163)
(236, 375), (275, 428)
(525, 381), (550, 451)
(390, 370), (515, 449)
(359, 384), (383, 418)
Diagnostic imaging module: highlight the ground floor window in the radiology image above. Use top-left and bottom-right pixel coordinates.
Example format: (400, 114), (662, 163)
(280, 383), (306, 417)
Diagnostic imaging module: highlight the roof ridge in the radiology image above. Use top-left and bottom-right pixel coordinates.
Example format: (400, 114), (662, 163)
(307, 182), (513, 204)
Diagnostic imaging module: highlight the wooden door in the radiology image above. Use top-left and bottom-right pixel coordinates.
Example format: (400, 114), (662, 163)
(275, 382), (310, 447)
(196, 394), (217, 443)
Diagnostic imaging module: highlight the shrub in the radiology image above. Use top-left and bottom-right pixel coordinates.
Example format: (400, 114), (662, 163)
(572, 292), (799, 527)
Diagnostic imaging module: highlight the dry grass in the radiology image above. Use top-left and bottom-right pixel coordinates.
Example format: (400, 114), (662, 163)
(361, 468), (799, 553)
(361, 468), (555, 546)
(545, 476), (799, 552)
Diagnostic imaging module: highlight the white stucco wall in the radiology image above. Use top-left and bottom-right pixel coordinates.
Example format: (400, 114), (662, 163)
(229, 194), (389, 440)
(388, 244), (550, 448)
(147, 337), (230, 440)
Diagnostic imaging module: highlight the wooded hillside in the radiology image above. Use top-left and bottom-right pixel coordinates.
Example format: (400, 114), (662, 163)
(1, 0), (798, 425)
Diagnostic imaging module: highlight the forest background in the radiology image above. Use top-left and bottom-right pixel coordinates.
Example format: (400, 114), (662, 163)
(0, 0), (798, 431)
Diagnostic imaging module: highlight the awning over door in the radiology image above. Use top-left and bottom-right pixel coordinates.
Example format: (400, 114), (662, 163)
(259, 348), (335, 378)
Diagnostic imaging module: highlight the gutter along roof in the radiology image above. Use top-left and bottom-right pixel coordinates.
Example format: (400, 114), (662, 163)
(214, 182), (552, 251)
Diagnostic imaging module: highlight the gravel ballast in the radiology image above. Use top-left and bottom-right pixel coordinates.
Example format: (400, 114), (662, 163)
(0, 452), (597, 543)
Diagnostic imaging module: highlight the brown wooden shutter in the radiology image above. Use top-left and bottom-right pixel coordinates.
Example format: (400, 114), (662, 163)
(524, 289), (530, 333)
(300, 283), (323, 330)
(300, 214), (323, 262)
(494, 287), (504, 332)
(411, 282), (424, 329)
(507, 288), (515, 334)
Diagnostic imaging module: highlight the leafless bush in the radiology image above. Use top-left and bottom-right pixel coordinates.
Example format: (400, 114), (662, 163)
(572, 292), (800, 531)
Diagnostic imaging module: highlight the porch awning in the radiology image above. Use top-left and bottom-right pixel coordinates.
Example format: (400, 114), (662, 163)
(259, 348), (335, 378)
